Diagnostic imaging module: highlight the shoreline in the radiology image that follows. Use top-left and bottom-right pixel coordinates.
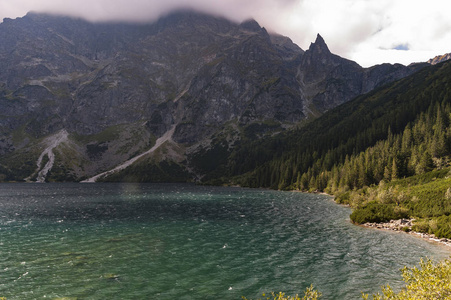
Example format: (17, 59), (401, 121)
(319, 192), (451, 251)
(361, 219), (451, 249)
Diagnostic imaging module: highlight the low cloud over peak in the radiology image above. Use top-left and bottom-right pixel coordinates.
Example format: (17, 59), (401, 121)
(0, 0), (450, 67)
(1, 0), (293, 24)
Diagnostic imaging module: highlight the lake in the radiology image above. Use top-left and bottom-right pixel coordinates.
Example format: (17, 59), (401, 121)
(0, 183), (449, 299)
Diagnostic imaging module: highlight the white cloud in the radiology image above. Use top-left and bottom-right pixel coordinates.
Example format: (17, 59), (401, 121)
(0, 0), (450, 67)
(261, 0), (451, 67)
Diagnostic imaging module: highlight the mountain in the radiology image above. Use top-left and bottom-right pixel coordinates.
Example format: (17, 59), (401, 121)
(227, 59), (451, 239)
(428, 53), (451, 65)
(231, 60), (451, 190)
(0, 11), (426, 182)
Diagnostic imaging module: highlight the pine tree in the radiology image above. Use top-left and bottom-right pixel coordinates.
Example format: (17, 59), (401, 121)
(391, 158), (398, 180)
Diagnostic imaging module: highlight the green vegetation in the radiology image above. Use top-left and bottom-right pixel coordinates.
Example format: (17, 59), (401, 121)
(349, 201), (408, 224)
(86, 143), (108, 159)
(99, 159), (191, 183)
(218, 61), (451, 238)
(243, 285), (322, 300)
(244, 258), (451, 300)
(232, 61), (451, 190)
(191, 140), (229, 173)
(46, 162), (77, 182)
(11, 123), (34, 146)
(1, 256), (450, 299)
(0, 242), (448, 299)
(0, 147), (42, 181)
(363, 258), (451, 299)
(72, 124), (123, 144)
(243, 121), (283, 139)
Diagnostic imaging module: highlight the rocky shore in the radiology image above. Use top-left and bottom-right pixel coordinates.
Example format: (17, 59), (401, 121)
(363, 219), (451, 248)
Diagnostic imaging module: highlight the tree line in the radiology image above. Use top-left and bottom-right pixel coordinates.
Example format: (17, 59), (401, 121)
(230, 60), (451, 195)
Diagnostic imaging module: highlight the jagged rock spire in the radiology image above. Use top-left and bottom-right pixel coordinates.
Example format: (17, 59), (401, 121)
(308, 33), (330, 54)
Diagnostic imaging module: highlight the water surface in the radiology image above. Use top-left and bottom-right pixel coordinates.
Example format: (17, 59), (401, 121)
(0, 183), (449, 299)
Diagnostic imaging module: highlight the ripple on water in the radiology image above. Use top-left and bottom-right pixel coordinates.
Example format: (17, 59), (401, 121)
(0, 183), (449, 300)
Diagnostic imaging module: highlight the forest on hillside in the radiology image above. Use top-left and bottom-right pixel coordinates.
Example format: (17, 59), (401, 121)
(222, 60), (451, 238)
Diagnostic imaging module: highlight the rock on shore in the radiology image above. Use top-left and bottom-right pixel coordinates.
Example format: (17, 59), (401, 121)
(363, 219), (451, 248)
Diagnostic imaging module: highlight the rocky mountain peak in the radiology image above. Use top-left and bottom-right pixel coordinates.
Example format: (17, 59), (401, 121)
(240, 19), (262, 31)
(428, 53), (451, 65)
(308, 34), (330, 54)
(239, 18), (270, 38)
(0, 11), (426, 182)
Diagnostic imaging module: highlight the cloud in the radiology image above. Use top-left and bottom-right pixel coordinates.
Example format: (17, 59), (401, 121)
(269, 0), (392, 57)
(361, 0), (451, 65)
(0, 0), (450, 67)
(0, 0), (298, 23)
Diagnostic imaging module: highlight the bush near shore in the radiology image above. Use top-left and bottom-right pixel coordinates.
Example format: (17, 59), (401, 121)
(338, 168), (451, 239)
(244, 258), (451, 300)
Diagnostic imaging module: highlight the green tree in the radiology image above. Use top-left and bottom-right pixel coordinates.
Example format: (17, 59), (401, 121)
(417, 151), (434, 174)
(391, 158), (399, 181)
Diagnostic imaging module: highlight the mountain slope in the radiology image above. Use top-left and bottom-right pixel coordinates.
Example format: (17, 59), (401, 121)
(230, 60), (451, 190)
(0, 11), (424, 182)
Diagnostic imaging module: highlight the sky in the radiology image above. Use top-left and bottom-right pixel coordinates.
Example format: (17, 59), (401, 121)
(0, 0), (450, 67)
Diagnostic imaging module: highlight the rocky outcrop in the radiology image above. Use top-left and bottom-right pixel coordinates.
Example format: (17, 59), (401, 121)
(363, 218), (414, 231)
(428, 53), (451, 65)
(298, 34), (421, 113)
(363, 219), (451, 248)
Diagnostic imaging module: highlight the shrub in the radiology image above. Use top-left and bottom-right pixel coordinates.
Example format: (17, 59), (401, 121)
(243, 258), (451, 300)
(335, 191), (351, 205)
(401, 226), (411, 232)
(362, 258), (451, 299)
(350, 202), (408, 224)
(434, 215), (451, 239)
(243, 285), (321, 300)
(411, 216), (451, 239)
(411, 219), (430, 233)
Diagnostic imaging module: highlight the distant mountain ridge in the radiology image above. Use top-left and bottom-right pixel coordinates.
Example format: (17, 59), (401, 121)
(0, 11), (429, 182)
(428, 53), (451, 65)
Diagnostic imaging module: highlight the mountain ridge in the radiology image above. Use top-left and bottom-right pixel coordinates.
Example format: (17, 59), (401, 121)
(0, 11), (432, 182)
(230, 59), (451, 189)
(428, 52), (451, 65)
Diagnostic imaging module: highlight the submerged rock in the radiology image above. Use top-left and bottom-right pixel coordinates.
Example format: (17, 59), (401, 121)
(102, 273), (120, 281)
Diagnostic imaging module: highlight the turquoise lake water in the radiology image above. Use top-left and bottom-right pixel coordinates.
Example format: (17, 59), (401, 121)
(0, 183), (449, 299)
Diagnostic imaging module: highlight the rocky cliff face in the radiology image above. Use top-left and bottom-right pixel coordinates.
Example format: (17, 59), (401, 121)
(428, 53), (451, 65)
(0, 11), (425, 182)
